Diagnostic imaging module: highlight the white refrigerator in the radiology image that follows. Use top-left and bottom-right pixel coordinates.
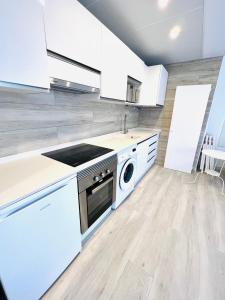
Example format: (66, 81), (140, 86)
(0, 177), (81, 300)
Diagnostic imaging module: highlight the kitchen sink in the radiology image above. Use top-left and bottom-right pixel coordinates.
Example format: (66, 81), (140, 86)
(128, 135), (141, 139)
(117, 133), (141, 140)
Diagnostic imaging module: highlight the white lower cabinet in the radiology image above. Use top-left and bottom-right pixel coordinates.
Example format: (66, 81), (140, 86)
(136, 134), (159, 182)
(136, 141), (149, 180)
(0, 178), (81, 300)
(139, 65), (168, 106)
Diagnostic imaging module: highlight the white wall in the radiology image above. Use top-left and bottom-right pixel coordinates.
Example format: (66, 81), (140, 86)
(218, 122), (225, 148)
(203, 0), (225, 58)
(206, 56), (225, 148)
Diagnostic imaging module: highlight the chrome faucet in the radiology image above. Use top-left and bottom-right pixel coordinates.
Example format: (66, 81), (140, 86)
(122, 113), (128, 134)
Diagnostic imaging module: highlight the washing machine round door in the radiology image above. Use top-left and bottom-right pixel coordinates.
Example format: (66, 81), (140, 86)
(120, 158), (137, 191)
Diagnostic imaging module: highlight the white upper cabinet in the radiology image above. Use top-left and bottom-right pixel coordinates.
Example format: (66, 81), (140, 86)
(139, 65), (168, 106)
(100, 26), (128, 101)
(100, 25), (145, 101)
(126, 50), (145, 83)
(43, 0), (165, 104)
(44, 0), (145, 101)
(44, 0), (102, 70)
(48, 56), (100, 89)
(0, 0), (49, 89)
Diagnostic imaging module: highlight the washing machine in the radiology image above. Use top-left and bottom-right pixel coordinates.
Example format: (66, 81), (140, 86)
(112, 144), (137, 209)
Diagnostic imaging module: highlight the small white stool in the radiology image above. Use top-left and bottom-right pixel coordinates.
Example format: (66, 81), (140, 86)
(189, 149), (225, 196)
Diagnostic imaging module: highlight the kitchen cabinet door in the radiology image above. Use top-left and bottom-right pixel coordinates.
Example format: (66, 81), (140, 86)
(44, 0), (102, 70)
(100, 26), (128, 101)
(136, 141), (149, 181)
(139, 65), (168, 106)
(0, 179), (81, 300)
(48, 56), (100, 88)
(126, 50), (145, 83)
(0, 0), (49, 89)
(136, 135), (159, 182)
(164, 85), (211, 173)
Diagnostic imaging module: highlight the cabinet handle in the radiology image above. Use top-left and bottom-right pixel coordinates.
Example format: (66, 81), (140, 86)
(149, 141), (157, 147)
(91, 177), (113, 195)
(148, 149), (156, 156)
(147, 155), (156, 163)
(40, 203), (51, 211)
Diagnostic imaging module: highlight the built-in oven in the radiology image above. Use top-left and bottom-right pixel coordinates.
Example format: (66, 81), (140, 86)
(77, 155), (117, 234)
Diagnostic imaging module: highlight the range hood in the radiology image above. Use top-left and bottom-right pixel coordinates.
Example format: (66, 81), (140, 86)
(48, 52), (100, 94)
(50, 77), (100, 94)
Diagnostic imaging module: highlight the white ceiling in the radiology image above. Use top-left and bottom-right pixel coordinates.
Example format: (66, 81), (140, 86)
(78, 0), (225, 65)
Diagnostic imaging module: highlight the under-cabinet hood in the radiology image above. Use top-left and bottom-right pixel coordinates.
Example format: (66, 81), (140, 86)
(48, 52), (100, 94)
(50, 77), (100, 94)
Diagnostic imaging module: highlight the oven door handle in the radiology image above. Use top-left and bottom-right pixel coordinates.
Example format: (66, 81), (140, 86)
(91, 177), (113, 195)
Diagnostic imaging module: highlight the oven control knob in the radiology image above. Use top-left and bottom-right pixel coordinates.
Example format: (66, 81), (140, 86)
(93, 176), (100, 182)
(100, 172), (106, 177)
(106, 169), (111, 174)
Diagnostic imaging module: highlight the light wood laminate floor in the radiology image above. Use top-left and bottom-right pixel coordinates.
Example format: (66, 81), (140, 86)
(43, 166), (225, 300)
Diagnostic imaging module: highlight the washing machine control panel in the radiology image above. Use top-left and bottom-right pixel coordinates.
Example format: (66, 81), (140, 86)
(118, 152), (135, 164)
(119, 154), (128, 162)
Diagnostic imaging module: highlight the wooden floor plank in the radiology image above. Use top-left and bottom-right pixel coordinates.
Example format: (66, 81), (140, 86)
(43, 165), (225, 300)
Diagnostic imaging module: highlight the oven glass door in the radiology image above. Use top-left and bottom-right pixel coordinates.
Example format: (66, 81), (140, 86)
(86, 176), (113, 227)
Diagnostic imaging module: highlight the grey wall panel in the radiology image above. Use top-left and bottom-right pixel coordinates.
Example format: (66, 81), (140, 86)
(0, 128), (58, 157)
(0, 91), (138, 158)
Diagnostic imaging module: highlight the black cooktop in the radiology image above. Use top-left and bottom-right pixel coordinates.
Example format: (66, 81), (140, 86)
(42, 143), (113, 167)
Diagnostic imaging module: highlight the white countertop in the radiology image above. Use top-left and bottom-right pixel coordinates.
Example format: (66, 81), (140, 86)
(0, 127), (160, 209)
(0, 156), (76, 210)
(87, 128), (160, 151)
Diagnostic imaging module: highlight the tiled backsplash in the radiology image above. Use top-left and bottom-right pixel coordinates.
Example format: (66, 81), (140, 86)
(0, 90), (139, 158)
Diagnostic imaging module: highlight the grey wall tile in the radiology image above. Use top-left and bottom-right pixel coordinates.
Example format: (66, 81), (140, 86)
(0, 90), (138, 158)
(0, 90), (55, 105)
(0, 128), (58, 157)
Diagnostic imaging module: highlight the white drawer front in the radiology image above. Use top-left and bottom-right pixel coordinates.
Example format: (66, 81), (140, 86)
(148, 134), (159, 146)
(147, 155), (156, 169)
(147, 149), (157, 162)
(136, 134), (159, 183)
(148, 142), (158, 155)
